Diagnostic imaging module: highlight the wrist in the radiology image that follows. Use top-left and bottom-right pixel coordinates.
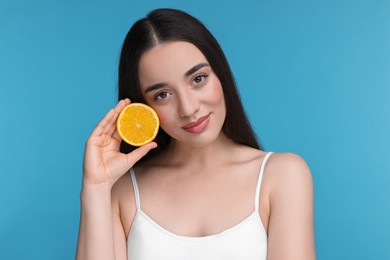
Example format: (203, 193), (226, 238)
(80, 182), (112, 201)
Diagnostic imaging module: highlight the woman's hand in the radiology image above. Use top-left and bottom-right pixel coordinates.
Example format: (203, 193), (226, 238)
(82, 98), (157, 188)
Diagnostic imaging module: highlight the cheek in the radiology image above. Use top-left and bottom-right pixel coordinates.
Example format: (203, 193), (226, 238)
(153, 107), (173, 130)
(207, 78), (225, 106)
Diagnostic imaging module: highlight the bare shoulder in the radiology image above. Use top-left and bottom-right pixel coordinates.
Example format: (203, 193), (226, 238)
(229, 143), (267, 164)
(266, 152), (313, 191)
(265, 153), (316, 259)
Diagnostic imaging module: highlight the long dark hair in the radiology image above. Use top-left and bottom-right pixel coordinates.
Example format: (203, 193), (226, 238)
(118, 8), (262, 156)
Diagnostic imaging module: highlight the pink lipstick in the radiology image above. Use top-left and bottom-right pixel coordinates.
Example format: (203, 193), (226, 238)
(182, 114), (210, 133)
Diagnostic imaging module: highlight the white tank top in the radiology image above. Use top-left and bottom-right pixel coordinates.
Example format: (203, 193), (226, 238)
(127, 152), (273, 260)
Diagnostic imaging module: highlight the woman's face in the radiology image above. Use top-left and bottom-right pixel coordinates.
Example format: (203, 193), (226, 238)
(138, 41), (226, 147)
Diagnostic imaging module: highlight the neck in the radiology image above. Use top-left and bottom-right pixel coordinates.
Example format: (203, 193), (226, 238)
(161, 133), (237, 169)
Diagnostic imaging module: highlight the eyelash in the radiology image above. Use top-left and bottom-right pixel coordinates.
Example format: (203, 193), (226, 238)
(152, 73), (209, 101)
(192, 74), (208, 85)
(153, 90), (171, 101)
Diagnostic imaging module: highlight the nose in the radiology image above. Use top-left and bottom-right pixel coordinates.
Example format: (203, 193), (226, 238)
(177, 90), (199, 118)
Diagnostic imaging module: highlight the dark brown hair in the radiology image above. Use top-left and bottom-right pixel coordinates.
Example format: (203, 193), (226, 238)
(118, 8), (262, 156)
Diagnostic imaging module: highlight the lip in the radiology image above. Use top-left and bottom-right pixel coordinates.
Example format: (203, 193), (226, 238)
(182, 114), (210, 133)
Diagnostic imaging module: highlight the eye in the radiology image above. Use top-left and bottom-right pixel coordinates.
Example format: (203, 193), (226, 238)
(153, 91), (171, 101)
(192, 74), (208, 85)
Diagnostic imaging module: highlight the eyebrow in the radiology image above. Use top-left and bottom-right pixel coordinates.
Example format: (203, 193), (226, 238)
(184, 62), (209, 78)
(143, 62), (210, 94)
(144, 82), (168, 94)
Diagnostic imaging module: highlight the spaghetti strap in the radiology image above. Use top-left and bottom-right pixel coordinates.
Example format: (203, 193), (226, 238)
(129, 168), (141, 210)
(255, 152), (273, 211)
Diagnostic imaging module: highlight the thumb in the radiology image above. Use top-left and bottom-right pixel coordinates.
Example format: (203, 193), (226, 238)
(125, 142), (158, 167)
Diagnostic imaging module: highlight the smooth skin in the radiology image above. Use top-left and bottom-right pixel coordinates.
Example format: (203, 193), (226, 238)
(76, 41), (315, 260)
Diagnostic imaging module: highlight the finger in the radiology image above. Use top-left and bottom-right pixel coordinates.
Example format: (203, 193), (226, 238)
(90, 109), (116, 137)
(112, 130), (122, 143)
(91, 99), (128, 137)
(125, 142), (158, 167)
(113, 98), (130, 115)
(103, 99), (132, 137)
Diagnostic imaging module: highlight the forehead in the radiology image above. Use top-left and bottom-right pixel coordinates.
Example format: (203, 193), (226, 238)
(138, 41), (208, 86)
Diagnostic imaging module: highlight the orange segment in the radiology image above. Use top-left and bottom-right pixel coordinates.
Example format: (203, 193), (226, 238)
(117, 103), (160, 146)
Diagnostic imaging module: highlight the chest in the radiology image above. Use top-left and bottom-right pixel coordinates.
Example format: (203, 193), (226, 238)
(128, 166), (269, 238)
(127, 210), (268, 260)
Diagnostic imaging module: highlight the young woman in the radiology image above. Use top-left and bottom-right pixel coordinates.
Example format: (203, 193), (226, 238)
(76, 8), (315, 260)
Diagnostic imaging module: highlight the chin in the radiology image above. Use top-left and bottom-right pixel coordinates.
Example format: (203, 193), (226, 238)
(178, 130), (224, 147)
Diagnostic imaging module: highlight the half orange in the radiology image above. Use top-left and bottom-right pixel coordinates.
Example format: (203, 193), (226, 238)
(117, 103), (160, 146)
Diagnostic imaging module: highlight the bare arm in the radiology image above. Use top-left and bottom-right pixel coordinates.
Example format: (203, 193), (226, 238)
(267, 153), (316, 260)
(76, 99), (156, 260)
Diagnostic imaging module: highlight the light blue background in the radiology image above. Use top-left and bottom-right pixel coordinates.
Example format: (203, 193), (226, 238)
(1, 0), (389, 259)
